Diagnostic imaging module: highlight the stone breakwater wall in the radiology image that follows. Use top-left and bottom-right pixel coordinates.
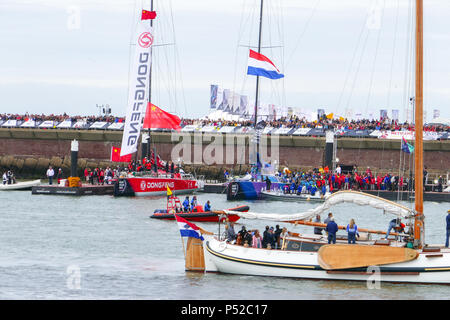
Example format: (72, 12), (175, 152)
(0, 128), (449, 179)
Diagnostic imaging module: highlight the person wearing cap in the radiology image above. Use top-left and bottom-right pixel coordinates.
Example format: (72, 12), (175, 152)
(325, 217), (338, 244)
(446, 210), (450, 248)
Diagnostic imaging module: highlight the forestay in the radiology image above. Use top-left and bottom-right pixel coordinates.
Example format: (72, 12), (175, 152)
(224, 191), (415, 221)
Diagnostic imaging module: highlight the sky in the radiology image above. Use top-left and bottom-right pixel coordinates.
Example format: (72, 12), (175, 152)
(0, 0), (449, 122)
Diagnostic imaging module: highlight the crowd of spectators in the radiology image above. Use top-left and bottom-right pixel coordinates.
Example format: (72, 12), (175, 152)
(1, 112), (448, 133)
(0, 113), (125, 125)
(182, 115), (449, 133)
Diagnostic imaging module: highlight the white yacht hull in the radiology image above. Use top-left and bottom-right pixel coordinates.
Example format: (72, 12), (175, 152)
(203, 236), (450, 284)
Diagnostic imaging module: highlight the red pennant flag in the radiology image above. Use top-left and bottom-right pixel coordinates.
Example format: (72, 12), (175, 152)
(111, 146), (132, 162)
(141, 10), (157, 20)
(143, 103), (181, 131)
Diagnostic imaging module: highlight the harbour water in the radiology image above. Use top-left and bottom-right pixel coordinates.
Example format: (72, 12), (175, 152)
(1, 190), (449, 300)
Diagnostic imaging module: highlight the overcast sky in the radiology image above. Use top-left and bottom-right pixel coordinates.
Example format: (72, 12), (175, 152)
(0, 0), (449, 121)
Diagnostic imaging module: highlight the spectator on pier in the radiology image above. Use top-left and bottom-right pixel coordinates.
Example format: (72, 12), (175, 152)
(56, 168), (63, 184)
(2, 172), (7, 185)
(46, 166), (54, 185)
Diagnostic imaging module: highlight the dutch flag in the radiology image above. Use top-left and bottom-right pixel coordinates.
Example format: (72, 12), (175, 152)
(175, 214), (204, 241)
(247, 49), (284, 80)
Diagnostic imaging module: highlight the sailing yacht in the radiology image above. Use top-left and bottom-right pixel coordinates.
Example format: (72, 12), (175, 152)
(114, 2), (200, 197)
(182, 0), (450, 284)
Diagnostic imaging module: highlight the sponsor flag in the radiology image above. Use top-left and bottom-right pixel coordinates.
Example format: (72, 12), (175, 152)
(166, 185), (173, 196)
(247, 49), (284, 80)
(141, 10), (157, 20)
(111, 146), (132, 162)
(143, 103), (181, 131)
(401, 137), (415, 154)
(175, 214), (204, 241)
(120, 15), (154, 157)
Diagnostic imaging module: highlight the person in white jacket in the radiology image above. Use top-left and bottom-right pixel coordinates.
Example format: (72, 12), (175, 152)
(46, 166), (55, 185)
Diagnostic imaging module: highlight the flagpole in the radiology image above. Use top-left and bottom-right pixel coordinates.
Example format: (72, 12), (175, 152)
(252, 0), (263, 174)
(254, 0), (263, 128)
(145, 0), (155, 164)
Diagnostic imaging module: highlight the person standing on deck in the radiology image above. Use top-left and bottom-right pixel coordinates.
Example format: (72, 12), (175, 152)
(446, 210), (450, 248)
(313, 214), (323, 235)
(325, 217), (338, 244)
(46, 166), (54, 185)
(346, 219), (359, 244)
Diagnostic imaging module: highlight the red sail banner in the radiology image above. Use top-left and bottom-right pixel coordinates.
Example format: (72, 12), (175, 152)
(143, 103), (181, 131)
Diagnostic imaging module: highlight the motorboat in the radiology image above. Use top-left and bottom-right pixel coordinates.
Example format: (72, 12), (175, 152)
(261, 190), (331, 202)
(150, 195), (248, 222)
(0, 179), (41, 191)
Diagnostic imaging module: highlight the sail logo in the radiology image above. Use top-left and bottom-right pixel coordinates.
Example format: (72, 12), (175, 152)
(138, 32), (154, 48)
(140, 181), (175, 191)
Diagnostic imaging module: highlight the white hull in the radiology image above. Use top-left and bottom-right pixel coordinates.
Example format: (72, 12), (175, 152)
(261, 190), (330, 202)
(203, 236), (450, 284)
(0, 179), (41, 190)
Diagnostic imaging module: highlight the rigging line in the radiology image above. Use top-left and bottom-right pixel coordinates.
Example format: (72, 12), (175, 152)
(168, 2), (188, 117)
(344, 27), (370, 111)
(240, 0), (259, 106)
(125, 0), (139, 118)
(386, 0), (401, 110)
(401, 0), (412, 121)
(403, 0), (415, 123)
(286, 0), (321, 68)
(232, 0), (250, 114)
(364, 0), (386, 114)
(336, 9), (372, 113)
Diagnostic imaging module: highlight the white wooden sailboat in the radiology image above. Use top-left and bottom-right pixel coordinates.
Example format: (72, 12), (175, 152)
(181, 0), (450, 284)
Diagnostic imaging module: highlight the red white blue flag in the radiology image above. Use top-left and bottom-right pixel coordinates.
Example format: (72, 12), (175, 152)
(175, 214), (204, 241)
(247, 49), (284, 80)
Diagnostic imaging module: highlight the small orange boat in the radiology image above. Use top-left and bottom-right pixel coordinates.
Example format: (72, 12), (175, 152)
(150, 195), (248, 222)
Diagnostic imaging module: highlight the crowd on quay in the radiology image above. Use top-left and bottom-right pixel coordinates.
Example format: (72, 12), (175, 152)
(1, 113), (448, 133)
(0, 113), (125, 124)
(181, 115), (449, 133)
(261, 165), (447, 196)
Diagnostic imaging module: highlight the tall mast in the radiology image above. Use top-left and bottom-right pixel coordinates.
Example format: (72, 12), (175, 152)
(413, 0), (424, 248)
(147, 0), (156, 172)
(254, 0), (263, 128)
